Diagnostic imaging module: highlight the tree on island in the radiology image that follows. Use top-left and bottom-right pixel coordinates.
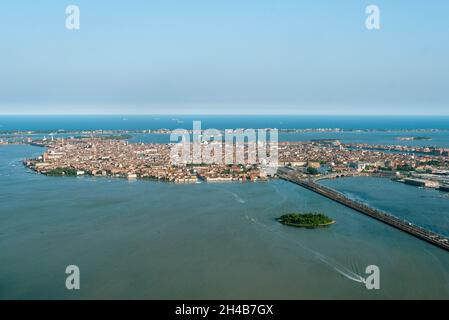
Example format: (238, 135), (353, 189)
(278, 212), (335, 228)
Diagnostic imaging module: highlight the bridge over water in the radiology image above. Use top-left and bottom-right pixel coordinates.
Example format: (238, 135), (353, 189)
(278, 168), (449, 252)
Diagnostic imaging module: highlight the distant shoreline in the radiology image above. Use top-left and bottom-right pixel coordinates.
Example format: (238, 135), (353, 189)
(396, 136), (432, 141)
(3, 128), (449, 135)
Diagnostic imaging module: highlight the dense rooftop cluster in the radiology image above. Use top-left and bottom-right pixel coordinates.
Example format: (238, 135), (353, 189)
(21, 137), (449, 185)
(24, 138), (267, 183)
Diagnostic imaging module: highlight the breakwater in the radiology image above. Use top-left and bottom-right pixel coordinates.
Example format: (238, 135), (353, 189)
(278, 169), (449, 252)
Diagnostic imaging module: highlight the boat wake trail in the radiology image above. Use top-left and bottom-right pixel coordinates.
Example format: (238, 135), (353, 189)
(230, 192), (246, 204)
(244, 215), (366, 285)
(216, 187), (246, 204)
(313, 251), (365, 284)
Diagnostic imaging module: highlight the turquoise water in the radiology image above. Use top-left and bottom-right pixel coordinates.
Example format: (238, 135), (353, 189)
(2, 115), (449, 131)
(3, 116), (449, 147)
(1, 145), (449, 299)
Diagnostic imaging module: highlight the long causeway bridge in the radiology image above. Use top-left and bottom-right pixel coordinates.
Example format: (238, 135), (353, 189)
(278, 168), (449, 252)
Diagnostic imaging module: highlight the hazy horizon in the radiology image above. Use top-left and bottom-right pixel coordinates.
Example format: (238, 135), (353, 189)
(1, 111), (449, 116)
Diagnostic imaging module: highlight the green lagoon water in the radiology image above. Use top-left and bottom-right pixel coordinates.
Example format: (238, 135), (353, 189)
(1, 145), (449, 299)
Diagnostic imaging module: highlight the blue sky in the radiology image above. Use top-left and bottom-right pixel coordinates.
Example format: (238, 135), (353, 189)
(0, 0), (448, 115)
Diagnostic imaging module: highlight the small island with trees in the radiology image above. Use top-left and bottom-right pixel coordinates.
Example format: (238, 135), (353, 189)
(396, 136), (432, 141)
(278, 212), (335, 228)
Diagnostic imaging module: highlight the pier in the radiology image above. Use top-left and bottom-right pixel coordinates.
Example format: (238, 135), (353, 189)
(278, 168), (449, 252)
